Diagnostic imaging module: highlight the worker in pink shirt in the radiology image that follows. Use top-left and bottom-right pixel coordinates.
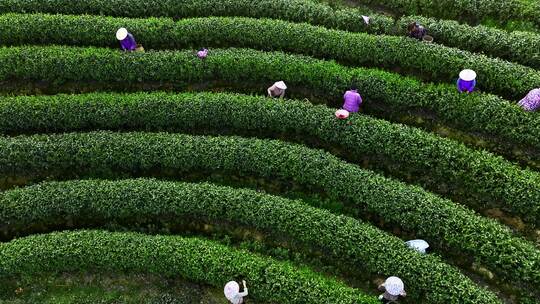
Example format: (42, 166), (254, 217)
(342, 86), (362, 113)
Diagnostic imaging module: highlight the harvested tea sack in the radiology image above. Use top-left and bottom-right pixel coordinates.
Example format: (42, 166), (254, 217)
(197, 48), (208, 59)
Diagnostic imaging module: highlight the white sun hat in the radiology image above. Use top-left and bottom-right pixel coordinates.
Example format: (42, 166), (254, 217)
(405, 239), (429, 254)
(459, 69), (477, 81)
(116, 27), (128, 41)
(274, 81), (287, 90)
(224, 281), (240, 300)
(384, 276), (405, 296)
(361, 15), (370, 25)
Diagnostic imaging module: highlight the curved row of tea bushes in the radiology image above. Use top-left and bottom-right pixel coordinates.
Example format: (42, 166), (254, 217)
(0, 132), (538, 290)
(0, 179), (501, 303)
(0, 0), (538, 70)
(0, 46), (538, 155)
(351, 0), (539, 30)
(1, 92), (539, 227)
(0, 230), (378, 304)
(396, 16), (540, 69)
(1, 14), (538, 100)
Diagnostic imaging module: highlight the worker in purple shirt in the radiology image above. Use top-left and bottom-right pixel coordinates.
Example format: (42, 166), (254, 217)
(457, 69), (477, 93)
(116, 27), (137, 52)
(342, 86), (362, 113)
(518, 88), (540, 111)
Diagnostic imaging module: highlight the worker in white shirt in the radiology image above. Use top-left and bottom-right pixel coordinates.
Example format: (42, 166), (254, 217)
(224, 280), (248, 304)
(267, 81), (287, 98)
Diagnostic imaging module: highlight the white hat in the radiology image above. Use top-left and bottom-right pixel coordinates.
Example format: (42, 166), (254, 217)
(274, 81), (287, 90)
(384, 276), (405, 296)
(361, 15), (370, 25)
(459, 69), (476, 81)
(224, 281), (239, 300)
(116, 27), (128, 41)
(405, 239), (429, 254)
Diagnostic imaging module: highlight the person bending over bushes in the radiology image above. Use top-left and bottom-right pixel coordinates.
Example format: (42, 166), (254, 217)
(267, 81), (287, 98)
(224, 280), (248, 304)
(518, 88), (540, 111)
(342, 85), (363, 113)
(378, 277), (406, 303)
(407, 22), (427, 40)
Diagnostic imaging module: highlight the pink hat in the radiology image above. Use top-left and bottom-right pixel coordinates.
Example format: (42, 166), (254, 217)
(335, 109), (350, 119)
(197, 49), (208, 59)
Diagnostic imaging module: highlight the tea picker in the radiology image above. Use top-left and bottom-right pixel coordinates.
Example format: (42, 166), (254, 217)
(116, 28), (143, 52)
(224, 280), (248, 304)
(342, 85), (363, 113)
(457, 69), (477, 93)
(518, 88), (540, 111)
(267, 81), (287, 98)
(378, 276), (407, 303)
(407, 22), (427, 40)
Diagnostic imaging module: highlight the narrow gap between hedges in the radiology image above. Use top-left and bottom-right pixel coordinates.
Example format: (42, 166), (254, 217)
(0, 271), (234, 304)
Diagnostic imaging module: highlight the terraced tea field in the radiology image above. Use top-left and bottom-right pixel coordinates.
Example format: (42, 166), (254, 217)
(0, 0), (539, 303)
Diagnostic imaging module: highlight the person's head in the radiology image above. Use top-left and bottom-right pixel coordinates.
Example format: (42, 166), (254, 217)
(407, 22), (418, 33)
(350, 85), (358, 91)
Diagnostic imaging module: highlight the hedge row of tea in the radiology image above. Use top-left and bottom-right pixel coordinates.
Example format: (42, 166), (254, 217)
(1, 0), (538, 69)
(1, 14), (538, 100)
(0, 179), (501, 303)
(0, 230), (379, 304)
(351, 0), (540, 29)
(397, 15), (540, 69)
(0, 46), (538, 157)
(0, 132), (538, 291)
(1, 92), (538, 227)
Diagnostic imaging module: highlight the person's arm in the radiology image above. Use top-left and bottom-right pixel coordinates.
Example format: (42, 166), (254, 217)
(401, 291), (407, 297)
(279, 89), (285, 98)
(377, 283), (386, 292)
(267, 86), (274, 97)
(238, 280), (248, 297)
